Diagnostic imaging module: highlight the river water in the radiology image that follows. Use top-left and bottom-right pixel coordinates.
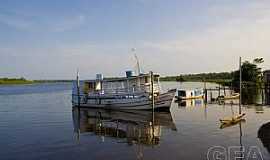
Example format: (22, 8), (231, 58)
(0, 82), (270, 160)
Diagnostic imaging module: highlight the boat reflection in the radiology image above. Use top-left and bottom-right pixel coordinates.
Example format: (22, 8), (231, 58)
(176, 99), (204, 108)
(72, 107), (177, 146)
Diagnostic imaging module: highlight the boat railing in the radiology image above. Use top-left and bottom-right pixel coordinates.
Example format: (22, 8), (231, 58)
(95, 84), (160, 95)
(87, 89), (148, 97)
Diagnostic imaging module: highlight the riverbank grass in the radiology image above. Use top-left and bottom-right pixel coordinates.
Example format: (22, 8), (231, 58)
(0, 78), (34, 85)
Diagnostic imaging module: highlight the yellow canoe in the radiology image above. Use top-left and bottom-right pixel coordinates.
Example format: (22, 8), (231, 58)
(220, 119), (246, 129)
(218, 93), (240, 100)
(176, 95), (204, 100)
(219, 113), (246, 124)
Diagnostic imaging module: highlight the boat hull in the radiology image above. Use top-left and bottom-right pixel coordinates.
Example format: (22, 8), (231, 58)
(72, 90), (175, 111)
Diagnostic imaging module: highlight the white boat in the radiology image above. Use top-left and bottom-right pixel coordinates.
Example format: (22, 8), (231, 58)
(72, 71), (176, 111)
(175, 89), (204, 100)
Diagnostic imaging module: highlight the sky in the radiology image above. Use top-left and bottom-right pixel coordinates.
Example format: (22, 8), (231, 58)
(1, 0), (270, 79)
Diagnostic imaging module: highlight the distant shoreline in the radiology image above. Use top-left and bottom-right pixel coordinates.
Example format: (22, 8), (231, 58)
(160, 78), (231, 86)
(0, 78), (73, 85)
(1, 74), (232, 85)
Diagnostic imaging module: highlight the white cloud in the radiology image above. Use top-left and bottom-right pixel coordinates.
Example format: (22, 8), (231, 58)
(134, 1), (270, 73)
(1, 1), (270, 78)
(53, 15), (86, 32)
(0, 10), (86, 32)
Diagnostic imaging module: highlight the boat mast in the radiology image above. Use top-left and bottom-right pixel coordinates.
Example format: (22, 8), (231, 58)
(134, 53), (141, 75)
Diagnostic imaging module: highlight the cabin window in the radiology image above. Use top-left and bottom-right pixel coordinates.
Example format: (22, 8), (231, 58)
(95, 82), (102, 90)
(154, 75), (159, 82)
(88, 82), (95, 92)
(145, 77), (149, 83)
(178, 90), (186, 97)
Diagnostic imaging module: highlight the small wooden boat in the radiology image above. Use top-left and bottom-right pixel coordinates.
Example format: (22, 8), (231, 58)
(175, 89), (204, 100)
(219, 113), (246, 124)
(217, 93), (240, 101)
(220, 119), (246, 129)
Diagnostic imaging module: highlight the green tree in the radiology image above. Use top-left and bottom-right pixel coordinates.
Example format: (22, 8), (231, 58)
(253, 57), (264, 64)
(232, 58), (264, 104)
(232, 60), (262, 89)
(176, 75), (184, 82)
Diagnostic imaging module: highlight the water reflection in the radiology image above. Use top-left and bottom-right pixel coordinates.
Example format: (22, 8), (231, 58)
(265, 85), (270, 105)
(258, 122), (270, 153)
(72, 107), (177, 146)
(175, 99), (204, 107)
(241, 86), (270, 105)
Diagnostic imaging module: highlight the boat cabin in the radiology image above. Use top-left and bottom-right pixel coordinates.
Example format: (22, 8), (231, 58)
(83, 71), (161, 95)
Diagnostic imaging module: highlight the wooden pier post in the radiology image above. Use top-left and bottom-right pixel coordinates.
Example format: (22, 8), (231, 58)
(218, 84), (221, 97)
(239, 57), (242, 114)
(150, 71), (155, 145)
(203, 78), (208, 103)
(204, 80), (207, 103)
(76, 107), (81, 141)
(204, 89), (208, 103)
(150, 71), (155, 112)
(76, 70), (80, 107)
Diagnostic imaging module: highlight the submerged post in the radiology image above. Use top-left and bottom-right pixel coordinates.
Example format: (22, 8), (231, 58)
(239, 57), (242, 114)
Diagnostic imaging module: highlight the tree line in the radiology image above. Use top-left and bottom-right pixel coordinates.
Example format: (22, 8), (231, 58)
(161, 57), (266, 89)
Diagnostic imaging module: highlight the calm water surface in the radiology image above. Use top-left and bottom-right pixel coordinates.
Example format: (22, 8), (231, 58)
(1, 82), (270, 160)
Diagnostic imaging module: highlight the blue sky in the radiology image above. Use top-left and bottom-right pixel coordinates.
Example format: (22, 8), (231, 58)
(1, 0), (270, 79)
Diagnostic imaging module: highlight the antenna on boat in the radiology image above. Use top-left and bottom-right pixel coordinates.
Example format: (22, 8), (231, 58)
(132, 48), (141, 75)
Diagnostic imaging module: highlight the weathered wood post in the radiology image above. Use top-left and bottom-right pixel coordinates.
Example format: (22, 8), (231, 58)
(239, 57), (242, 114)
(150, 71), (155, 112)
(76, 70), (80, 107)
(204, 80), (207, 103)
(218, 84), (221, 97)
(150, 71), (155, 145)
(77, 106), (81, 141)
